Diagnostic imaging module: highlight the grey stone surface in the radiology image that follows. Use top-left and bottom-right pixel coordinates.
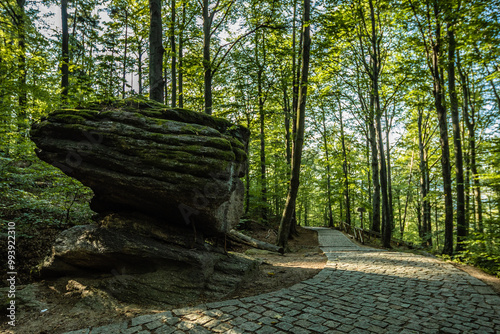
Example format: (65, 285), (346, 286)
(65, 227), (500, 333)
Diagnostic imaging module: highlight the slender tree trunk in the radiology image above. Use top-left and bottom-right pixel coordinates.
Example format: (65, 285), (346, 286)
(291, 0), (299, 132)
(402, 147), (414, 239)
(202, 0), (213, 114)
(277, 0), (310, 249)
(245, 114), (251, 215)
(255, 32), (268, 223)
(61, 0), (69, 99)
(369, 115), (380, 232)
(447, 23), (465, 253)
(322, 109), (333, 227)
(339, 105), (351, 225)
(457, 52), (470, 237)
(178, 2), (185, 108)
(459, 62), (483, 233)
(418, 109), (431, 246)
(466, 101), (483, 233)
(16, 0), (26, 108)
(432, 7), (453, 255)
(164, 67), (168, 104)
(122, 10), (129, 99)
(385, 108), (394, 232)
(284, 88), (292, 167)
(366, 130), (372, 226)
(149, 0), (164, 103)
(170, 0), (177, 107)
(138, 46), (143, 94)
(370, 32), (392, 248)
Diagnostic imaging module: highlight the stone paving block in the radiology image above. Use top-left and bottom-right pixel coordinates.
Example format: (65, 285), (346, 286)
(309, 323), (330, 332)
(255, 325), (285, 334)
(289, 327), (311, 334)
(217, 314), (233, 322)
(229, 308), (248, 317)
(249, 305), (267, 314)
(295, 319), (314, 328)
(219, 306), (239, 313)
(273, 306), (291, 313)
(122, 326), (143, 334)
(146, 320), (165, 330)
(177, 320), (197, 331)
(237, 321), (261, 331)
(338, 324), (355, 332)
(262, 310), (280, 318)
(275, 321), (294, 331)
(257, 316), (276, 325)
(210, 322), (233, 333)
(189, 325), (213, 334)
(153, 326), (176, 334)
(204, 319), (222, 330)
(131, 314), (161, 327)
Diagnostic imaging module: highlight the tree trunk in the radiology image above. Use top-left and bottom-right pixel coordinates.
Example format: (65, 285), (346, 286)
(369, 116), (380, 233)
(447, 23), (465, 253)
(458, 57), (483, 234)
(432, 7), (453, 255)
(178, 1), (185, 108)
(138, 46), (143, 94)
(202, 0), (213, 114)
(418, 108), (431, 246)
(122, 9), (129, 99)
(149, 0), (164, 103)
(368, 0), (390, 248)
(385, 107), (394, 232)
(284, 88), (292, 167)
(61, 0), (69, 99)
(228, 230), (284, 254)
(322, 109), (333, 227)
(339, 105), (351, 225)
(170, 0), (177, 107)
(16, 0), (26, 111)
(255, 31), (268, 223)
(245, 114), (251, 215)
(366, 131), (372, 227)
(277, 0), (310, 250)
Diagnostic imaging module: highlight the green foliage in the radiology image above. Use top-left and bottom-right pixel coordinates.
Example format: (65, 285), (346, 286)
(455, 230), (500, 277)
(0, 147), (94, 238)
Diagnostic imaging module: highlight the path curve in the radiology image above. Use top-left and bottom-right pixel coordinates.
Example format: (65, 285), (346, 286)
(65, 227), (500, 334)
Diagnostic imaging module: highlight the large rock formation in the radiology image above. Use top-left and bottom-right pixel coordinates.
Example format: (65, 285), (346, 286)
(31, 98), (250, 235)
(30, 98), (256, 306)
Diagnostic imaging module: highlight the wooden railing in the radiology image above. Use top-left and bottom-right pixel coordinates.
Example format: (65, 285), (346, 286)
(337, 221), (414, 249)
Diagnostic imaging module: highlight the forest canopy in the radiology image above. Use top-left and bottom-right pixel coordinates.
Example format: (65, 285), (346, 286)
(0, 0), (499, 275)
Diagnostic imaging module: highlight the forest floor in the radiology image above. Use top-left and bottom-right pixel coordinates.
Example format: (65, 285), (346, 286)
(0, 223), (326, 334)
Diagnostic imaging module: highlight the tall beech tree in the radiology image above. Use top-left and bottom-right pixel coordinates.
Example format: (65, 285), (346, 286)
(446, 7), (466, 253)
(277, 0), (310, 249)
(409, 0), (454, 255)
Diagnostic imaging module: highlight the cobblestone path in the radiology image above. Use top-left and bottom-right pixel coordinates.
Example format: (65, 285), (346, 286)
(66, 228), (500, 334)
